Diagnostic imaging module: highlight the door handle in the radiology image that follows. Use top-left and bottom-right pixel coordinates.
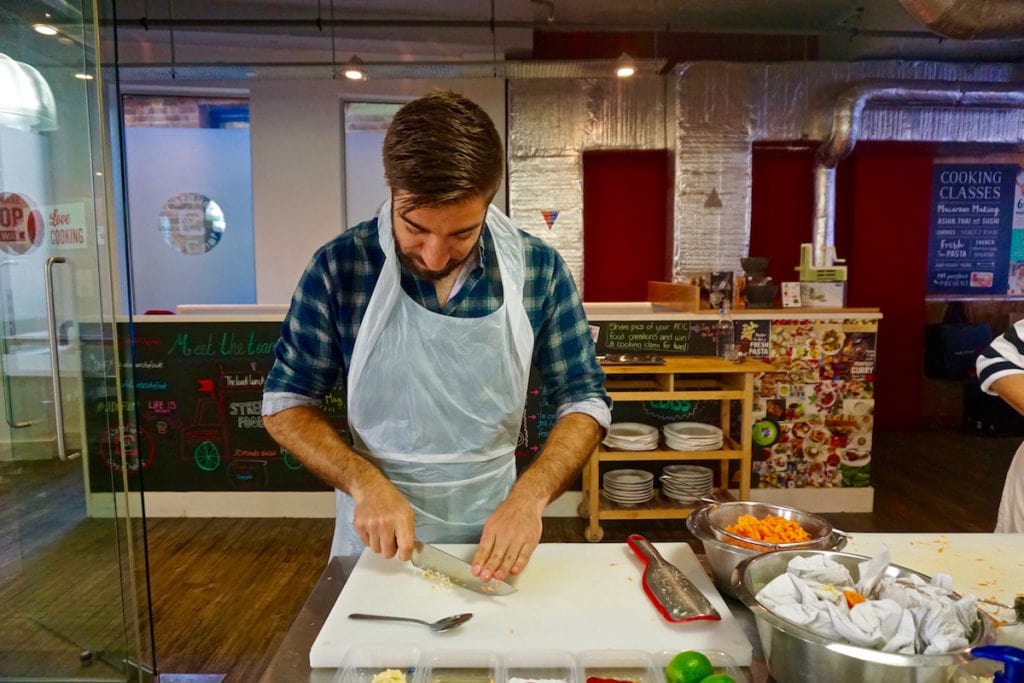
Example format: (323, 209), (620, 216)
(0, 260), (31, 428)
(45, 257), (78, 460)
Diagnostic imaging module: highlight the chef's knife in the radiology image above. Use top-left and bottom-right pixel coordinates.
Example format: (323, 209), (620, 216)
(410, 539), (517, 596)
(626, 533), (721, 623)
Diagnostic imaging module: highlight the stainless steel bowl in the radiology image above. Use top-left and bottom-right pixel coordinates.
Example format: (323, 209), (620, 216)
(686, 503), (846, 598)
(732, 549), (996, 683)
(705, 500), (834, 550)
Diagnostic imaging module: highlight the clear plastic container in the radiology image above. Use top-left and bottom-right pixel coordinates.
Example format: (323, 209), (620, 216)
(504, 649), (579, 683)
(655, 649), (748, 683)
(416, 649), (503, 683)
(578, 649), (659, 683)
(334, 643), (422, 683)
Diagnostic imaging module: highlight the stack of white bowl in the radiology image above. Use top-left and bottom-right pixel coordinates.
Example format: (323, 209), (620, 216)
(659, 464), (714, 503)
(663, 422), (724, 451)
(602, 422), (659, 451)
(601, 468), (655, 506)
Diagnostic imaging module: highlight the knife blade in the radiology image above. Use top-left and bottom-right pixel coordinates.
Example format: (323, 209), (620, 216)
(410, 539), (517, 596)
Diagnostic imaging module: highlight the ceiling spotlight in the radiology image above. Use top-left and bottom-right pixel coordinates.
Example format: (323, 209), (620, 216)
(33, 23), (59, 36)
(343, 55), (365, 80)
(74, 73), (93, 80)
(615, 52), (636, 78)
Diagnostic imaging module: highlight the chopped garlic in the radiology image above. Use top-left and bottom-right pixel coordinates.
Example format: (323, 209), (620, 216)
(371, 669), (407, 683)
(417, 568), (453, 592)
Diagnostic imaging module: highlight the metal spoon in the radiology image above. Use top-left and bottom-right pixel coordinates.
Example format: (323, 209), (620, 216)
(348, 612), (473, 632)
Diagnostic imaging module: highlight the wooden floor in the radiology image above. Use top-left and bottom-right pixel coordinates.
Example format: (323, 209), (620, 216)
(2, 428), (1019, 681)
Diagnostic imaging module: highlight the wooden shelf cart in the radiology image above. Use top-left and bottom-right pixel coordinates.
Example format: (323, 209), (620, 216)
(582, 356), (774, 542)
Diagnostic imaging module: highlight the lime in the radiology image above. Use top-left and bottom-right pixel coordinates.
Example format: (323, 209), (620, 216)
(752, 418), (780, 447)
(665, 651), (713, 683)
(699, 676), (736, 683)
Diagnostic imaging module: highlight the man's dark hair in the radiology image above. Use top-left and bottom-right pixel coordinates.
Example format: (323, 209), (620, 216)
(382, 89), (503, 210)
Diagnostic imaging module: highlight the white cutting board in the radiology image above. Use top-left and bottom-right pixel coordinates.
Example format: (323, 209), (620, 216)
(845, 533), (1024, 647)
(310, 542), (752, 668)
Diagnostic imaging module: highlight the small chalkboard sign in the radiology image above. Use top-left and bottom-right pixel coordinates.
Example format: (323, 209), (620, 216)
(595, 320), (717, 356)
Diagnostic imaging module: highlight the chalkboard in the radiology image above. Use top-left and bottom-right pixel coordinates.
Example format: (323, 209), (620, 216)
(82, 317), (768, 493)
(595, 320), (717, 355)
(84, 321), (337, 492)
(927, 163), (1019, 295)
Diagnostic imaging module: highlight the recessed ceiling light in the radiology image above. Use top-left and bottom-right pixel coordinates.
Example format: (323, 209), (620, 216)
(75, 73), (93, 80)
(615, 52), (636, 78)
(33, 23), (59, 36)
(343, 55), (365, 80)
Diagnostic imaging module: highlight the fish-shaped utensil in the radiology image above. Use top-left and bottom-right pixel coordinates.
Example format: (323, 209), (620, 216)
(626, 534), (721, 623)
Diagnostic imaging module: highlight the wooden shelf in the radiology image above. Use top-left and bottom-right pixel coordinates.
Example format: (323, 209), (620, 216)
(592, 488), (738, 520)
(582, 356), (765, 542)
(598, 448), (743, 462)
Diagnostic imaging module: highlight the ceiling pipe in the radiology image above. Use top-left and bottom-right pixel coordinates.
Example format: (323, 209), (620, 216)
(812, 79), (1024, 267)
(897, 0), (1024, 39)
(106, 15), (935, 39)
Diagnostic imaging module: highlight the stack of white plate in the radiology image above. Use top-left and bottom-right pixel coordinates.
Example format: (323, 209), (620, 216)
(663, 422), (724, 451)
(602, 422), (659, 451)
(602, 468), (655, 506)
(660, 465), (714, 503)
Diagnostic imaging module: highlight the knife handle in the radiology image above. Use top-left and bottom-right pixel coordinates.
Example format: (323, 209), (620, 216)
(627, 533), (665, 566)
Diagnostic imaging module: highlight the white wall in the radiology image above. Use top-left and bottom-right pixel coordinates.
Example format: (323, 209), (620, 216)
(248, 79), (506, 304)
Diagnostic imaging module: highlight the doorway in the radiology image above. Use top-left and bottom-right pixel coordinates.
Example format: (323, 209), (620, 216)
(582, 149), (671, 301)
(0, 1), (155, 679)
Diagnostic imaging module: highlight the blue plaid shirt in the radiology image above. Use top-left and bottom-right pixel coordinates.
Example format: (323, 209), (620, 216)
(263, 217), (611, 424)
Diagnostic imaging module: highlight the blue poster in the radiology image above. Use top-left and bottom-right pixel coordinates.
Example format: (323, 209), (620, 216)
(926, 163), (1018, 295)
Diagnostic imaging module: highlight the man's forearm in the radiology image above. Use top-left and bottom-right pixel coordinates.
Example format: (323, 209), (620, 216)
(510, 411), (602, 510)
(263, 406), (388, 499)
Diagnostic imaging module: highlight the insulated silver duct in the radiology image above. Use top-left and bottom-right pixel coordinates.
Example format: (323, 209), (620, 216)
(812, 165), (836, 269)
(813, 79), (1024, 265)
(508, 78), (668, 291)
(672, 62), (1024, 278)
(819, 80), (1024, 167)
(897, 0), (1024, 40)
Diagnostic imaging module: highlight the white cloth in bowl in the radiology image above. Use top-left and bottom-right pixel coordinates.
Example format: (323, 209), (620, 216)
(754, 546), (977, 655)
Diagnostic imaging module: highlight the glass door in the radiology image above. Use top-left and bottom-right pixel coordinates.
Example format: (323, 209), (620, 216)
(0, 0), (155, 680)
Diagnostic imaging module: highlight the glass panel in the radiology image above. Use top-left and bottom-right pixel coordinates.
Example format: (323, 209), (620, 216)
(0, 0), (153, 680)
(120, 95), (255, 314)
(343, 101), (402, 227)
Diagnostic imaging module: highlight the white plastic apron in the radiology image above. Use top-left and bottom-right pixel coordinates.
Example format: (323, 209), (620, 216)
(331, 199), (534, 557)
(995, 440), (1024, 533)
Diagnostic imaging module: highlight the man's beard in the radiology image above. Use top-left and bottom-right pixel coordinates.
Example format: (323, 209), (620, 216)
(395, 234), (481, 282)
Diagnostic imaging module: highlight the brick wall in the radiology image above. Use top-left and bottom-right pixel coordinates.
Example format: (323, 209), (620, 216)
(122, 96), (248, 128)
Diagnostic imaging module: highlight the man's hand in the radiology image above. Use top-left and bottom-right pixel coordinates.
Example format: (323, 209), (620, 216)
(471, 490), (545, 582)
(351, 477), (416, 561)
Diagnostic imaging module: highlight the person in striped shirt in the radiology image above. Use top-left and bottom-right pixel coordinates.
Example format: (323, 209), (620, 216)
(976, 321), (1024, 532)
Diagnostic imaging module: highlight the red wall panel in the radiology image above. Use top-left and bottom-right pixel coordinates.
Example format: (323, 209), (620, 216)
(749, 145), (816, 286)
(839, 143), (934, 429)
(582, 150), (671, 302)
(750, 142), (935, 429)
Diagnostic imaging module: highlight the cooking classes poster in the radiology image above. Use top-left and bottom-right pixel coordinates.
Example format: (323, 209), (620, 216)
(926, 163), (1021, 296)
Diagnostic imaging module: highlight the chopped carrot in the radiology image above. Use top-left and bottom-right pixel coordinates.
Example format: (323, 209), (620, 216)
(725, 514), (811, 545)
(844, 590), (867, 608)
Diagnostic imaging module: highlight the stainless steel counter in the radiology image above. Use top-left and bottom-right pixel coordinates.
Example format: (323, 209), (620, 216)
(259, 555), (772, 683)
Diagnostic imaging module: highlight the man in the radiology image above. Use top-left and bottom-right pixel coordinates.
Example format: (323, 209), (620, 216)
(977, 322), (1024, 532)
(262, 90), (610, 582)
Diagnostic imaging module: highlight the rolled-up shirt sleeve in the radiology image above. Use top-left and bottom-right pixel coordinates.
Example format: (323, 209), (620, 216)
(978, 321), (1024, 395)
(262, 247), (343, 416)
(533, 250), (612, 431)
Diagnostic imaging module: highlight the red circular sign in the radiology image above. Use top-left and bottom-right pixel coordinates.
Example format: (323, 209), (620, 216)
(0, 192), (44, 255)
